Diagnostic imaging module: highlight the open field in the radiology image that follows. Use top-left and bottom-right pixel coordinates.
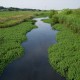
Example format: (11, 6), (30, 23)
(0, 11), (35, 28)
(44, 9), (80, 80)
(0, 11), (49, 28)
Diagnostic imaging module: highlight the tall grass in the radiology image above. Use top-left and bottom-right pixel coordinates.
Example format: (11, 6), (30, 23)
(0, 11), (35, 28)
(0, 11), (49, 28)
(47, 9), (80, 80)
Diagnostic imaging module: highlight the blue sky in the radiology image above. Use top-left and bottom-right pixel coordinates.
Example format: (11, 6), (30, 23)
(0, 0), (80, 10)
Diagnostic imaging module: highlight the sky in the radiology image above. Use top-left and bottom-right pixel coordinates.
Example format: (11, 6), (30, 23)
(0, 0), (80, 10)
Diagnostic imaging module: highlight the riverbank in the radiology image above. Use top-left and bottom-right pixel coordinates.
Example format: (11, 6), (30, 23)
(0, 11), (50, 75)
(0, 17), (65, 80)
(0, 20), (37, 75)
(44, 9), (80, 80)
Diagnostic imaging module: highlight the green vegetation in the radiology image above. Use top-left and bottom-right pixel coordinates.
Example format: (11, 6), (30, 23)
(1, 7), (80, 80)
(42, 19), (52, 23)
(0, 11), (49, 28)
(0, 9), (49, 75)
(0, 9), (50, 75)
(0, 11), (37, 75)
(35, 11), (50, 17)
(47, 9), (80, 80)
(49, 10), (58, 18)
(0, 11), (36, 28)
(0, 21), (36, 74)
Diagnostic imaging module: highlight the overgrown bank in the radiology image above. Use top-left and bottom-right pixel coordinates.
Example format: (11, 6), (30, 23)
(45, 9), (80, 80)
(0, 19), (36, 75)
(0, 11), (50, 75)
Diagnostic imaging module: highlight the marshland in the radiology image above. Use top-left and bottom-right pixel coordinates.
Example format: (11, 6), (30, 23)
(0, 0), (80, 80)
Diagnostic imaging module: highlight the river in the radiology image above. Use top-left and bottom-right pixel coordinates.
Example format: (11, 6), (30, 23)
(0, 17), (65, 80)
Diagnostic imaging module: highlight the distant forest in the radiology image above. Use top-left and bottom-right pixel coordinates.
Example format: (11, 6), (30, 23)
(0, 6), (41, 11)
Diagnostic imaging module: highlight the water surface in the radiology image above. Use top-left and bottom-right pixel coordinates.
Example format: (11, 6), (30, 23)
(0, 17), (65, 80)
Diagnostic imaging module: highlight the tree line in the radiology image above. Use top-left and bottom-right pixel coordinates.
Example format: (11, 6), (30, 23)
(0, 6), (41, 11)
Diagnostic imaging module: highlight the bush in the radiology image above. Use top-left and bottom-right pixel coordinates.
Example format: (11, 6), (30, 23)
(49, 10), (58, 18)
(62, 9), (72, 15)
(52, 15), (59, 25)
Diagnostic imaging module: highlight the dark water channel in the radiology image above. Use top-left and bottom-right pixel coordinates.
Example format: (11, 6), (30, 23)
(0, 17), (65, 80)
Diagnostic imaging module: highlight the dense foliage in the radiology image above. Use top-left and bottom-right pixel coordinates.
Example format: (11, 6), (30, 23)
(46, 9), (80, 80)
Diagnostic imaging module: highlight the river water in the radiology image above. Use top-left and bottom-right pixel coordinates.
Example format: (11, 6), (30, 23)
(0, 17), (65, 80)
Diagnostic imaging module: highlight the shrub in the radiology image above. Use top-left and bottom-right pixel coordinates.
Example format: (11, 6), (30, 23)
(62, 9), (72, 15)
(49, 10), (58, 18)
(51, 15), (59, 25)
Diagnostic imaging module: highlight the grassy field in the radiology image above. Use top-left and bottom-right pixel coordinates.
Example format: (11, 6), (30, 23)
(0, 11), (35, 28)
(44, 9), (80, 80)
(0, 11), (49, 28)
